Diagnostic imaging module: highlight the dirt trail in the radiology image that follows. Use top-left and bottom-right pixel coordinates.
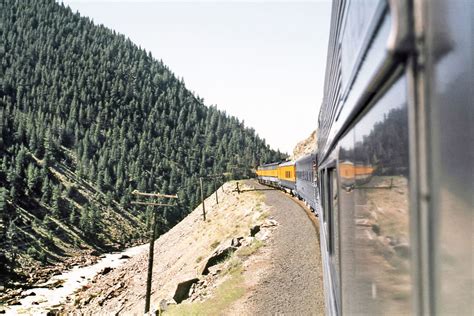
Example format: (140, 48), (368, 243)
(230, 181), (325, 315)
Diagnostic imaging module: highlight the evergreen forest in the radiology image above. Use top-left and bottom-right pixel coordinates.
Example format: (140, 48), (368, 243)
(0, 0), (285, 278)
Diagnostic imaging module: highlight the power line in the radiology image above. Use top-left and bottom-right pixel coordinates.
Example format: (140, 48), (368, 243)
(131, 189), (178, 314)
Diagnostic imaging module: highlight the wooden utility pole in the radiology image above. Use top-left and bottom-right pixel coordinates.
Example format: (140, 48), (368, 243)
(131, 190), (178, 314)
(199, 177), (206, 221)
(198, 173), (229, 219)
(206, 174), (223, 204)
(213, 177), (218, 204)
(145, 209), (157, 314)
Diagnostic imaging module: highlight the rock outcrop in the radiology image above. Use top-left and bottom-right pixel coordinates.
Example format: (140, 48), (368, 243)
(292, 130), (317, 160)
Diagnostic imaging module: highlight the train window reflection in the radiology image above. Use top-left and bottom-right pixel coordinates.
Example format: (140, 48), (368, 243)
(351, 75), (412, 314)
(330, 168), (341, 304)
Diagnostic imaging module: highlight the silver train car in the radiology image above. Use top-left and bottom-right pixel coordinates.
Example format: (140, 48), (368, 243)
(295, 153), (318, 212)
(317, 0), (473, 315)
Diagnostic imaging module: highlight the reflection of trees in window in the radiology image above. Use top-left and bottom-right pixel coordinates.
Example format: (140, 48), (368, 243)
(350, 101), (412, 314)
(355, 106), (409, 177)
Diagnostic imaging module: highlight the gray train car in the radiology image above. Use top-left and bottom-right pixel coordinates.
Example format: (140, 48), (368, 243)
(295, 153), (318, 212)
(317, 0), (473, 315)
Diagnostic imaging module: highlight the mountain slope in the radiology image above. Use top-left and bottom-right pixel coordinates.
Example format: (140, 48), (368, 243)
(0, 0), (285, 281)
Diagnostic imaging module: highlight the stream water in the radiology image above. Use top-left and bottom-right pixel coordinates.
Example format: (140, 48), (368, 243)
(2, 243), (148, 315)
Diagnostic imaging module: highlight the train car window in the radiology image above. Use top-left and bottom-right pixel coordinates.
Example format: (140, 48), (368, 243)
(313, 159), (317, 183)
(327, 169), (335, 254)
(329, 167), (341, 310)
(337, 129), (356, 314)
(323, 170), (330, 225)
(319, 170), (327, 224)
(351, 75), (412, 314)
(325, 170), (334, 255)
(331, 169), (340, 265)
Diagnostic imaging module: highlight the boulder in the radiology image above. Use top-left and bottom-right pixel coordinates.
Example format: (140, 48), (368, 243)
(231, 237), (244, 247)
(262, 219), (278, 228)
(255, 230), (270, 241)
(119, 254), (130, 260)
(200, 241), (237, 275)
(100, 267), (113, 275)
(250, 225), (260, 237)
(20, 291), (36, 298)
(173, 278), (199, 303)
(159, 298), (177, 312)
(207, 265), (222, 276)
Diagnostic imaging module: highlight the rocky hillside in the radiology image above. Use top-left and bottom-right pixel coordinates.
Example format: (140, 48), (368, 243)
(64, 181), (277, 315)
(291, 130), (317, 160)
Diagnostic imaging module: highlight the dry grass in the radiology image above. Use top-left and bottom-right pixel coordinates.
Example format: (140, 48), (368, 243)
(166, 261), (244, 316)
(210, 240), (220, 249)
(237, 239), (264, 258)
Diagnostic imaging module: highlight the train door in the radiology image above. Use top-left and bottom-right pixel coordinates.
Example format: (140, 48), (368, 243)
(328, 168), (341, 310)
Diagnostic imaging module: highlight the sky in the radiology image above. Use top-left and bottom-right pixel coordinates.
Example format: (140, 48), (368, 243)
(60, 0), (332, 154)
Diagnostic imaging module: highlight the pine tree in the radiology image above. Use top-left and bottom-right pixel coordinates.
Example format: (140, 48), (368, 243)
(79, 207), (89, 233)
(51, 186), (60, 217)
(41, 178), (52, 204)
(26, 163), (38, 195)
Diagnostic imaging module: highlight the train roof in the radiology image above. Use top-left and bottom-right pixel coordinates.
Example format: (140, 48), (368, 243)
(257, 162), (280, 168)
(296, 152), (317, 163)
(279, 160), (296, 167)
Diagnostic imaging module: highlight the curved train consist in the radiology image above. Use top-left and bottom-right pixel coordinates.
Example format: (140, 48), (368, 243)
(258, 0), (472, 314)
(256, 155), (318, 212)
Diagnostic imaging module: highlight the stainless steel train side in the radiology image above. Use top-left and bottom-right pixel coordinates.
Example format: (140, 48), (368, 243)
(295, 153), (318, 212)
(316, 0), (473, 315)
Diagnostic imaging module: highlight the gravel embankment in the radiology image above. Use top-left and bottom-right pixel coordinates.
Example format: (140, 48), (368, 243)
(235, 181), (325, 315)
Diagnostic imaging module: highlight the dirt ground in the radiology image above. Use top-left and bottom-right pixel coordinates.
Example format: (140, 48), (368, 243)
(228, 182), (325, 315)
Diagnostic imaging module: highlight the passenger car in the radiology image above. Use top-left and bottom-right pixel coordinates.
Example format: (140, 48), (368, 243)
(317, 0), (473, 314)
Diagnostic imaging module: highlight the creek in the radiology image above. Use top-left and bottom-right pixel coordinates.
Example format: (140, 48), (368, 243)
(2, 244), (147, 315)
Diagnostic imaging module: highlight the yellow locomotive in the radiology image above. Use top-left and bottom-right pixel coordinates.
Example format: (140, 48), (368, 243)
(256, 160), (296, 193)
